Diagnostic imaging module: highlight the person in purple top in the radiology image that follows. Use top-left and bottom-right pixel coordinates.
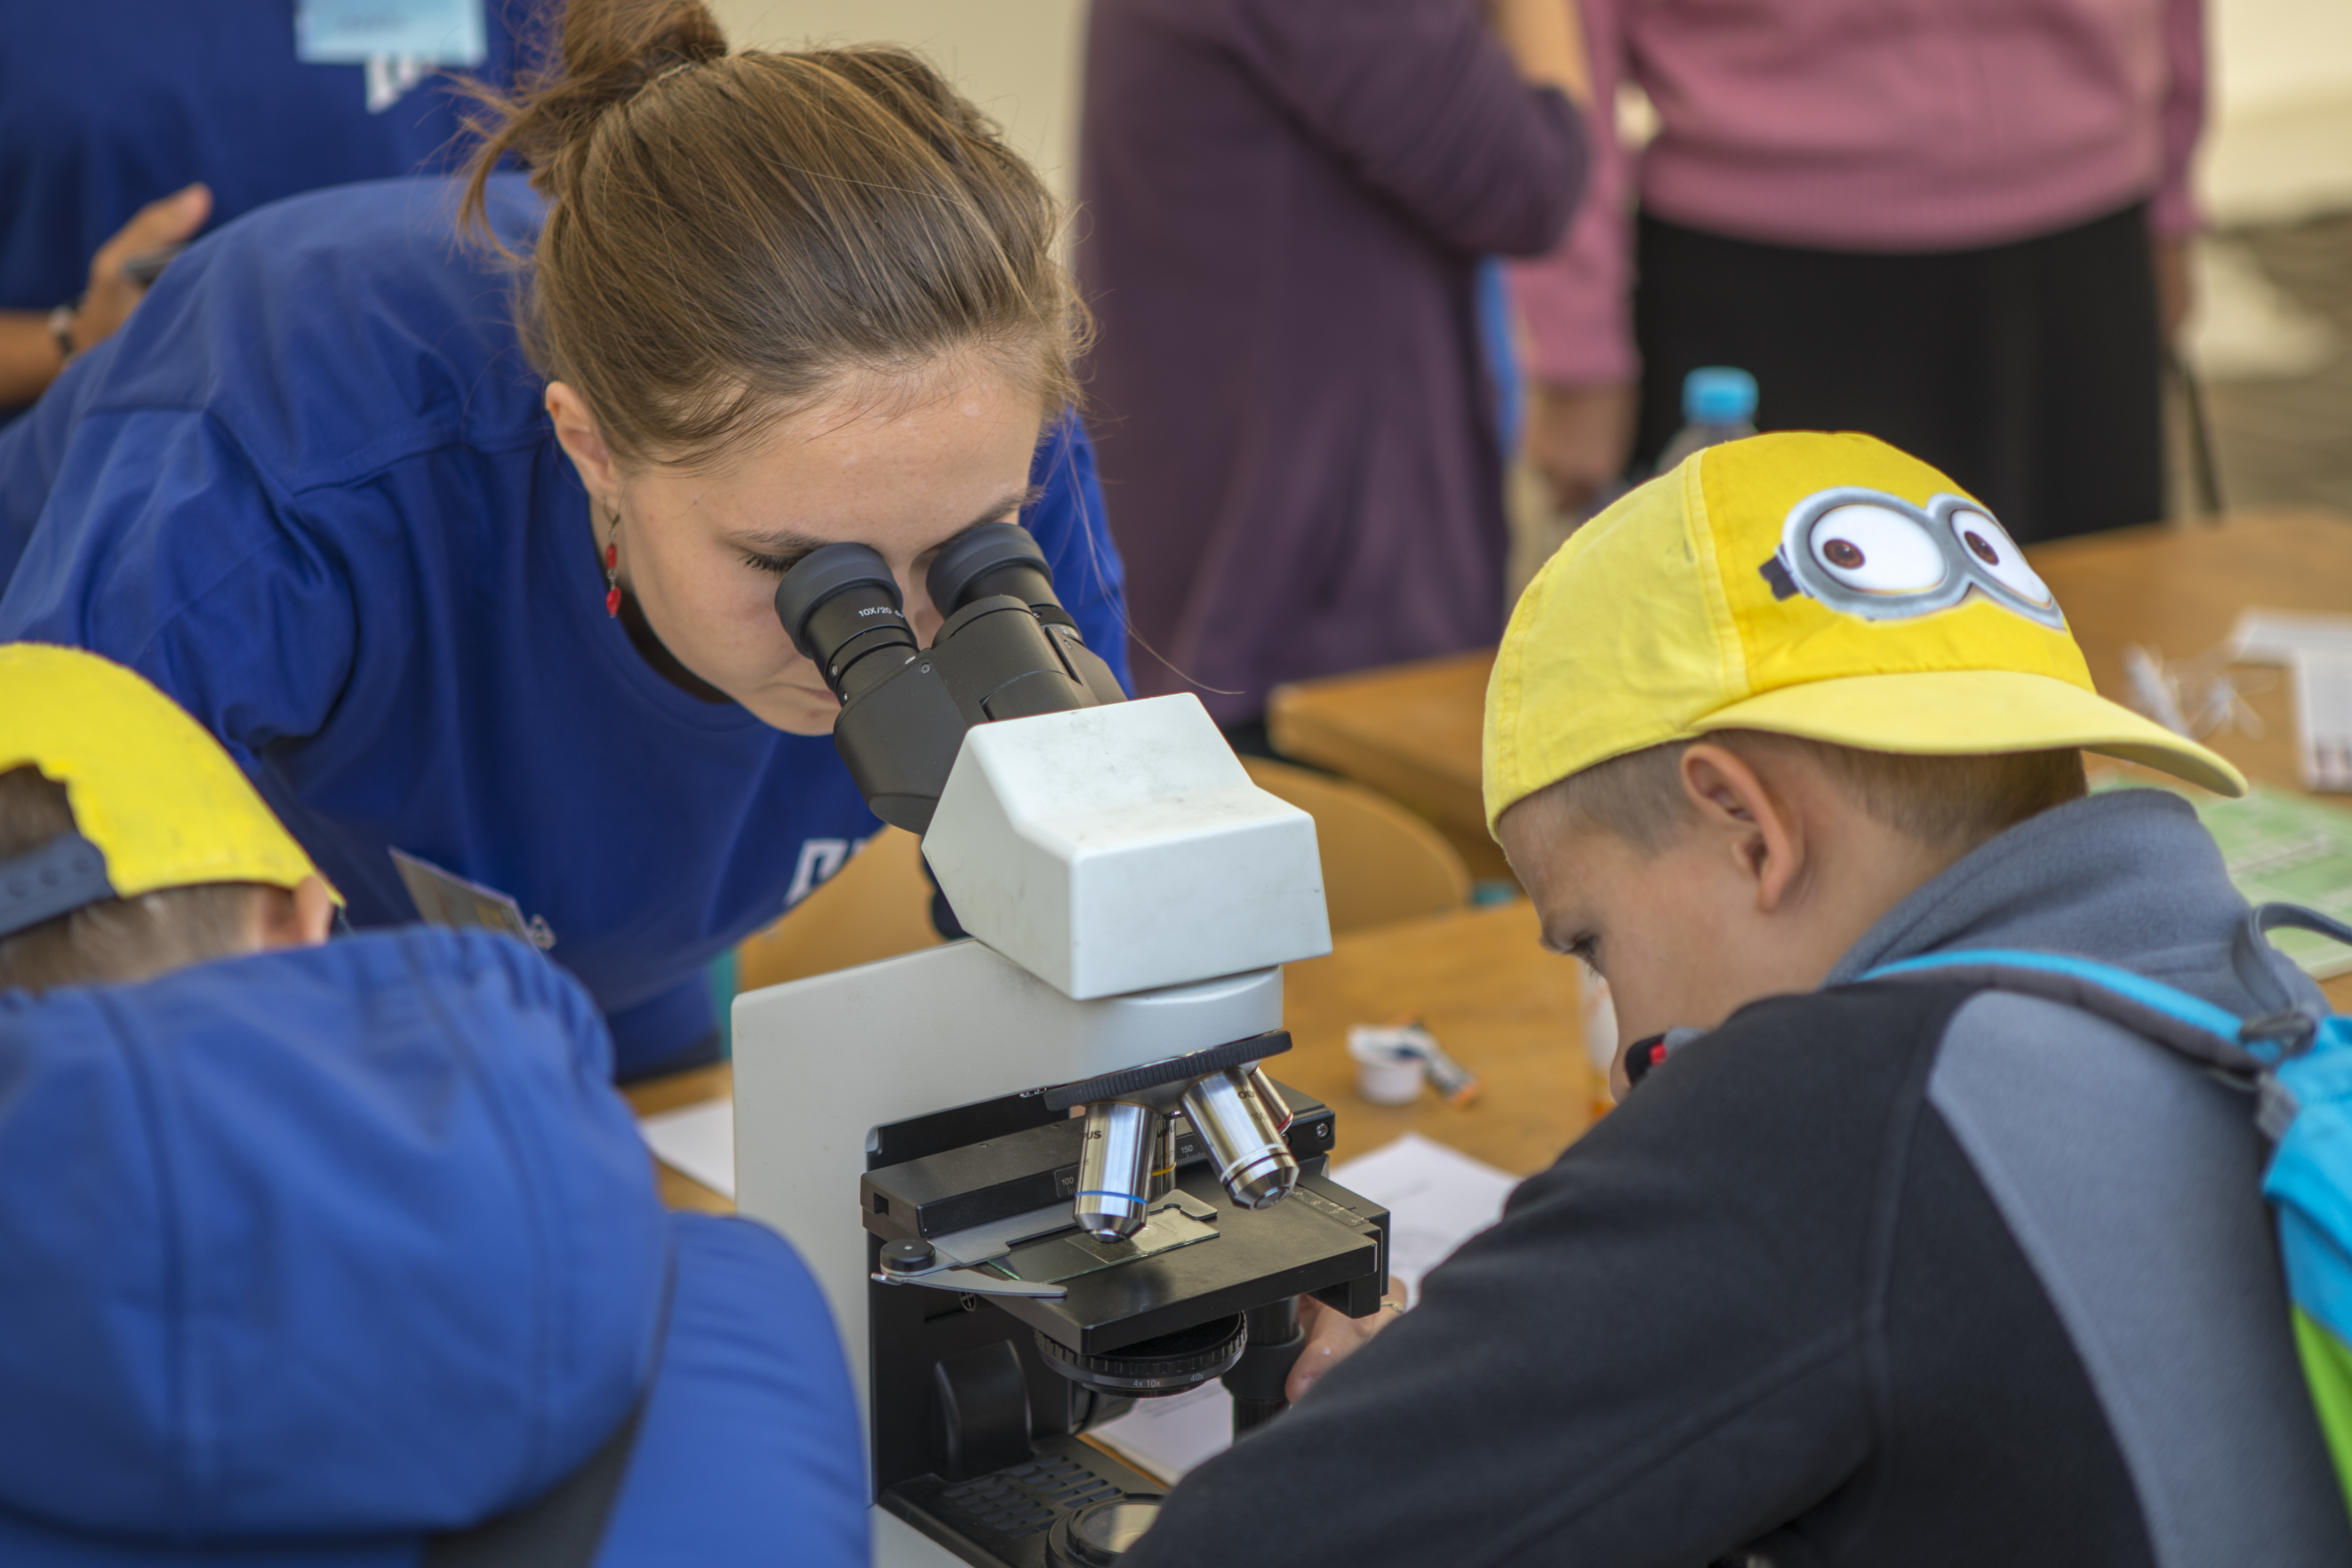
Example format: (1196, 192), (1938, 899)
(1076, 0), (1592, 740)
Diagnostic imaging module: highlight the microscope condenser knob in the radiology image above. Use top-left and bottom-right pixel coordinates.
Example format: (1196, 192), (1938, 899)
(880, 1238), (936, 1276)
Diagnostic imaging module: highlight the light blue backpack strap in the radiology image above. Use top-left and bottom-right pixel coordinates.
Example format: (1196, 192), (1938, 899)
(1863, 947), (2259, 1075)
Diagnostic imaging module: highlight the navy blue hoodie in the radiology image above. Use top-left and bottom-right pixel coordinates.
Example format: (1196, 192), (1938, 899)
(0, 927), (864, 1565)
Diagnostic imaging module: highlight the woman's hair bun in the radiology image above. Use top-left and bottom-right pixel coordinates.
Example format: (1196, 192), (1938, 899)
(463, 0), (729, 206)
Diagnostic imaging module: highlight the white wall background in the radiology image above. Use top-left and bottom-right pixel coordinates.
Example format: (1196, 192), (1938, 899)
(708, 0), (1086, 198)
(2203, 0), (2352, 225)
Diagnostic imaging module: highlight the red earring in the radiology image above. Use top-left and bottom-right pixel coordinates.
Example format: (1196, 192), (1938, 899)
(603, 512), (622, 617)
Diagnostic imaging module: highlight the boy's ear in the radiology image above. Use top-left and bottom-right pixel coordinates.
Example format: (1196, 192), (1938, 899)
(254, 876), (337, 951)
(1679, 741), (1806, 913)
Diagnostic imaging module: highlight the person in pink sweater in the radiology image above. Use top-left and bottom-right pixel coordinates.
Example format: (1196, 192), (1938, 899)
(1514, 0), (2202, 542)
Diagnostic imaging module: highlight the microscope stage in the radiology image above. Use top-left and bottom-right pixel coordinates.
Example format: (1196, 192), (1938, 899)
(862, 1088), (1387, 1356)
(991, 1165), (1383, 1354)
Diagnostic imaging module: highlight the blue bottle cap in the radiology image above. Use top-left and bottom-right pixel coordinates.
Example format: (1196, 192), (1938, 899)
(1682, 367), (1757, 424)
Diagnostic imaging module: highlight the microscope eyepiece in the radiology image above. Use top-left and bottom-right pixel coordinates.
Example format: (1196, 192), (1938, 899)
(773, 543), (919, 702)
(771, 523), (1126, 833)
(926, 521), (1068, 624)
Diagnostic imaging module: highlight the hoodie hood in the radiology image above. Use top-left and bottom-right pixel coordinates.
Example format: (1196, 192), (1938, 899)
(0, 927), (667, 1546)
(1828, 786), (2323, 1016)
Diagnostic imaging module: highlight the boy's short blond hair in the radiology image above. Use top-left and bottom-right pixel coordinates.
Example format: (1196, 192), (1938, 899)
(0, 767), (263, 994)
(1522, 732), (2087, 856)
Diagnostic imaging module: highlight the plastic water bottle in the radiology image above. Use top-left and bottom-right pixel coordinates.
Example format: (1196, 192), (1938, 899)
(1653, 367), (1758, 474)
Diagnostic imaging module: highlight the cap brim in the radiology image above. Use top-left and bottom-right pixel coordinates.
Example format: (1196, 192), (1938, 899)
(1689, 669), (2247, 797)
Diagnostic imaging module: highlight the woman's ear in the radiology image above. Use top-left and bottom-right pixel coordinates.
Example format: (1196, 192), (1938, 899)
(1679, 742), (1806, 913)
(545, 382), (621, 506)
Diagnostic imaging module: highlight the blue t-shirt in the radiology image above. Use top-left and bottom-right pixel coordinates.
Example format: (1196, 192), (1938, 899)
(0, 175), (1131, 1076)
(0, 0), (521, 319)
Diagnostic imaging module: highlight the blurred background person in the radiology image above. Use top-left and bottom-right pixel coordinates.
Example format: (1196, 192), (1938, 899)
(0, 0), (522, 414)
(1077, 0), (1592, 750)
(1515, 0), (2204, 544)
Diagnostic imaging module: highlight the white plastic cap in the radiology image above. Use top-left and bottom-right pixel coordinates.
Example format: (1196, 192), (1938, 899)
(922, 694), (1332, 999)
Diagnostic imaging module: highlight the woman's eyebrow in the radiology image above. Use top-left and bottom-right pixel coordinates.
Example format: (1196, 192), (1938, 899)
(951, 485), (1046, 534)
(725, 487), (1046, 556)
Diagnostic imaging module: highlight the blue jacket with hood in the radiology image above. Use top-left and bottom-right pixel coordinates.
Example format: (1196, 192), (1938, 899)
(0, 926), (863, 1566)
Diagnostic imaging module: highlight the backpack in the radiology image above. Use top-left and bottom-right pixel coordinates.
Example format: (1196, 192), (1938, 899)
(1863, 903), (2352, 1517)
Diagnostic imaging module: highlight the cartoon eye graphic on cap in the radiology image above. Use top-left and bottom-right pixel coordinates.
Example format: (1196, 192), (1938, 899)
(1936, 501), (2057, 615)
(1761, 486), (2066, 630)
(1804, 504), (1951, 596)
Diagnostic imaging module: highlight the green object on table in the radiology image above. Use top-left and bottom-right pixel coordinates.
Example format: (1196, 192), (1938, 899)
(2110, 783), (2352, 978)
(706, 947), (739, 1057)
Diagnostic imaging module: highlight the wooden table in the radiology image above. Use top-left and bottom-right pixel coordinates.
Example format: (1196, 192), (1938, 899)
(2031, 511), (2352, 798)
(628, 899), (1598, 1209)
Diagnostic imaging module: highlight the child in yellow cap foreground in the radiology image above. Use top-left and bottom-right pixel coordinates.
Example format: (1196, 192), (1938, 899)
(1120, 433), (2352, 1566)
(0, 644), (865, 1565)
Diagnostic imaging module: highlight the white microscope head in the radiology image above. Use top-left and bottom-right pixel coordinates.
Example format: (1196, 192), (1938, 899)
(920, 693), (1332, 999)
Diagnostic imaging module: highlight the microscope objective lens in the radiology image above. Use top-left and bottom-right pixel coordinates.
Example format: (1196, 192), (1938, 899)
(1074, 1101), (1158, 1240)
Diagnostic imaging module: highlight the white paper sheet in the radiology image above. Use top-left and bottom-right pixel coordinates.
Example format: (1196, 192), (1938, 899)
(1330, 1131), (1519, 1306)
(1086, 1381), (1235, 1486)
(2293, 653), (2352, 793)
(638, 1096), (736, 1199)
(2230, 607), (2352, 665)
(1091, 1132), (1519, 1482)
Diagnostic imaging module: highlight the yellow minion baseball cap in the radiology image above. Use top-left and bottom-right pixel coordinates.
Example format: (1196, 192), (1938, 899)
(1483, 431), (2243, 833)
(0, 643), (337, 938)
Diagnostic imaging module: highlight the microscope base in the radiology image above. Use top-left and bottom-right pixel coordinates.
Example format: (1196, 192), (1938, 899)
(881, 1432), (1165, 1568)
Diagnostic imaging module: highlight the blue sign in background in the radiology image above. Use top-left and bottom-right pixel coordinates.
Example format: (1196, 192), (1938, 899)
(296, 0), (486, 65)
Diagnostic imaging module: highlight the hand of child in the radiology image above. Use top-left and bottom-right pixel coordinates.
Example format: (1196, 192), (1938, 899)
(1284, 1291), (1407, 1404)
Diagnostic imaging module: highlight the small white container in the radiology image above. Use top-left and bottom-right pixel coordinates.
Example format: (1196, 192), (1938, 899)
(1356, 1053), (1426, 1105)
(1348, 1023), (1429, 1105)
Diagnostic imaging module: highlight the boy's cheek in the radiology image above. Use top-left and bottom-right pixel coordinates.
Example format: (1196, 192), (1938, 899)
(1602, 929), (1717, 1041)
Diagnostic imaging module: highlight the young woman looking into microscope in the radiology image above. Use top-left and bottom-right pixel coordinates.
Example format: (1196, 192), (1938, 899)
(0, 0), (1128, 1080)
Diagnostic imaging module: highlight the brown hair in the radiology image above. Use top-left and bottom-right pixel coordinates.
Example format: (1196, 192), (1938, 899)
(459, 0), (1084, 468)
(1529, 732), (2088, 857)
(0, 768), (263, 995)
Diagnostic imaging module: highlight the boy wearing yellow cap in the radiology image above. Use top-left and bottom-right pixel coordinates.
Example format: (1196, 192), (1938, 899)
(1122, 434), (2351, 1567)
(0, 644), (865, 1566)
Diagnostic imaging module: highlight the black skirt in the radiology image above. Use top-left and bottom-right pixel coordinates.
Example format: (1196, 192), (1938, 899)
(1631, 201), (2165, 543)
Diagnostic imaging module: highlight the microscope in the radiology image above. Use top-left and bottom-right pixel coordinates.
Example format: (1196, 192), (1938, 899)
(731, 526), (1390, 1568)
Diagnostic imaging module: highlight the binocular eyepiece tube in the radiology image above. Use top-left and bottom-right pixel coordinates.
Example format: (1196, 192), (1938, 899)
(771, 522), (1125, 833)
(772, 522), (1081, 708)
